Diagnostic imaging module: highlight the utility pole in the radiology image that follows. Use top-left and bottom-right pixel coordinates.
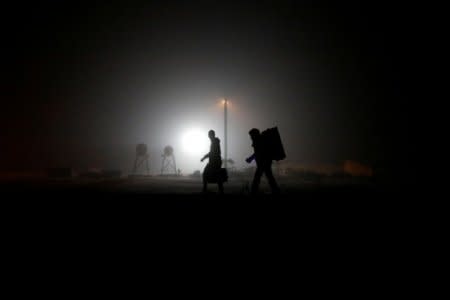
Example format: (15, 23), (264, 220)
(224, 98), (228, 169)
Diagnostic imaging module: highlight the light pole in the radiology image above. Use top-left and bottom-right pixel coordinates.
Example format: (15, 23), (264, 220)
(224, 98), (228, 169)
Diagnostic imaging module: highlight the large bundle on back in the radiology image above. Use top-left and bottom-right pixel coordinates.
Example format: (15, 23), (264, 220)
(261, 127), (286, 161)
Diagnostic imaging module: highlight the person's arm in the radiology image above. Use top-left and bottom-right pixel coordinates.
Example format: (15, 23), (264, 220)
(201, 153), (209, 162)
(245, 153), (255, 163)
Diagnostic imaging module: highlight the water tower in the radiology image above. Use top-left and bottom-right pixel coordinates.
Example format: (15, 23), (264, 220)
(132, 143), (150, 175)
(161, 145), (177, 175)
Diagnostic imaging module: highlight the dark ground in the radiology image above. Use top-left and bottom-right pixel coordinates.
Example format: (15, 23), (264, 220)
(1, 175), (423, 290)
(1, 175), (416, 224)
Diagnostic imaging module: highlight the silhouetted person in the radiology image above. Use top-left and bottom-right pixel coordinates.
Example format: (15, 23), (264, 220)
(201, 130), (224, 194)
(246, 128), (280, 195)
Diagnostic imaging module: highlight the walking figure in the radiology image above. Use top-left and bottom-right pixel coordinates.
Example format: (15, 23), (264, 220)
(246, 128), (281, 195)
(201, 130), (224, 194)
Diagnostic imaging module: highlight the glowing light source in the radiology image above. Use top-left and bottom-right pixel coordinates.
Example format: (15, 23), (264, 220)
(181, 128), (209, 156)
(219, 99), (231, 107)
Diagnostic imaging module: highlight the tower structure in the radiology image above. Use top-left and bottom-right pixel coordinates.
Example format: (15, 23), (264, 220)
(160, 145), (177, 175)
(133, 143), (150, 175)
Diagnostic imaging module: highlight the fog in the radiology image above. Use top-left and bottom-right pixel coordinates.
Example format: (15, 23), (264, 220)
(2, 1), (412, 176)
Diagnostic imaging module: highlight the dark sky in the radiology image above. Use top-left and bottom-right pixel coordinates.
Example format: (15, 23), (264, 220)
(2, 1), (413, 173)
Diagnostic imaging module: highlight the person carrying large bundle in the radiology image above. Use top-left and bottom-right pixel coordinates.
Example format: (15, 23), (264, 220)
(245, 127), (285, 195)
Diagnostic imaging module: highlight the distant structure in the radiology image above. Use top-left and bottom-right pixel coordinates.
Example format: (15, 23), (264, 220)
(132, 143), (150, 175)
(161, 145), (177, 175)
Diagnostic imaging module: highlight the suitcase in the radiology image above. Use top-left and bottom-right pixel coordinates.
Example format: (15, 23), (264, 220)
(206, 167), (228, 183)
(261, 127), (286, 161)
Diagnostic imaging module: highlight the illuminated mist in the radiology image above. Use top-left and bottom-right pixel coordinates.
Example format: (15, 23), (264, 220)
(2, 1), (413, 180)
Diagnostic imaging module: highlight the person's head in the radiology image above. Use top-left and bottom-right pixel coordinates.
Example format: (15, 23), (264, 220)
(208, 130), (215, 140)
(249, 128), (260, 140)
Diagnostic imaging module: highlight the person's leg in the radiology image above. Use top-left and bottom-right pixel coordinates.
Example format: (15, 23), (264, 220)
(264, 163), (280, 194)
(202, 165), (209, 192)
(209, 160), (223, 194)
(202, 177), (207, 192)
(218, 181), (224, 194)
(251, 166), (264, 194)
